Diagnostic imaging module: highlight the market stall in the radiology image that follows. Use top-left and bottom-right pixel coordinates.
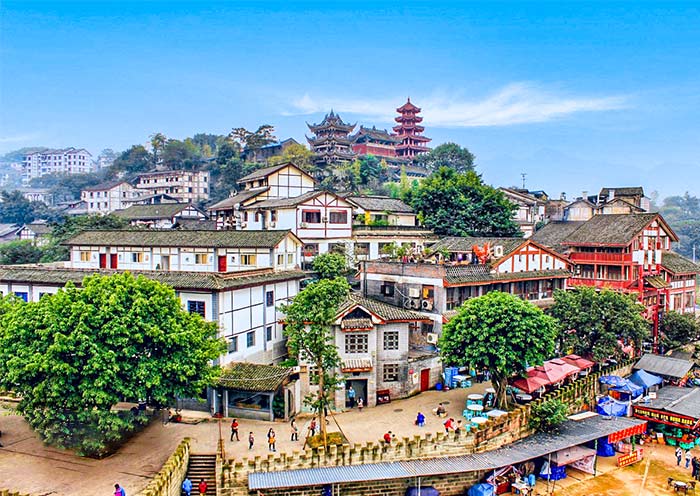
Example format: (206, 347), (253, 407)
(633, 386), (700, 448)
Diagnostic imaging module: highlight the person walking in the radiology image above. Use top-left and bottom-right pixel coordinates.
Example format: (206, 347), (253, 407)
(309, 418), (317, 436)
(357, 397), (363, 412)
(114, 484), (126, 496)
(290, 419), (299, 441)
(198, 479), (207, 496)
(686, 449), (693, 469)
(676, 446), (683, 466)
(347, 385), (356, 408)
(444, 417), (455, 433)
(248, 431), (255, 450)
(455, 420), (463, 437)
(230, 418), (239, 442)
(182, 477), (193, 496)
(267, 428), (276, 452)
(691, 455), (700, 480)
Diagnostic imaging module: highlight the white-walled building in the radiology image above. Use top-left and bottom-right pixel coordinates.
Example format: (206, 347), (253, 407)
(114, 203), (207, 229)
(23, 148), (92, 182)
(135, 170), (210, 202)
(81, 181), (143, 214)
(0, 229), (305, 365)
(499, 188), (545, 238)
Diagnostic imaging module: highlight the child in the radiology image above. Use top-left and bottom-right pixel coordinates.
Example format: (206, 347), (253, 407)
(248, 431), (255, 450)
(357, 397), (364, 412)
(290, 419), (299, 441)
(268, 428), (276, 452)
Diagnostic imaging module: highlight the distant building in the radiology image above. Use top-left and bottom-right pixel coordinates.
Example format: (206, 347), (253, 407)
(499, 187), (545, 238)
(17, 221), (52, 246)
(598, 187), (650, 211)
(241, 138), (300, 163)
(19, 188), (53, 206)
(351, 126), (406, 166)
(81, 181), (143, 215)
(134, 170), (210, 202)
(114, 203), (207, 229)
(307, 111), (357, 168)
(22, 148), (92, 182)
(393, 99), (431, 159)
(0, 224), (21, 244)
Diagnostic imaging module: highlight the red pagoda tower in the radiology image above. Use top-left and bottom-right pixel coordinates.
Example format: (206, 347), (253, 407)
(393, 98), (431, 159)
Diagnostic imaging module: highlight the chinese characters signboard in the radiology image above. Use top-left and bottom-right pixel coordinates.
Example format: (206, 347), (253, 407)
(633, 406), (697, 429)
(618, 449), (643, 467)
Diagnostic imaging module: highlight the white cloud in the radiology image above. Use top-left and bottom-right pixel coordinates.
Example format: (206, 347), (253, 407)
(284, 83), (629, 127)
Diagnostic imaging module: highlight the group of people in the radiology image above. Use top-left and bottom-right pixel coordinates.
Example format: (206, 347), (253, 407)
(346, 385), (364, 411)
(230, 417), (323, 452)
(675, 447), (700, 480)
(181, 477), (209, 496)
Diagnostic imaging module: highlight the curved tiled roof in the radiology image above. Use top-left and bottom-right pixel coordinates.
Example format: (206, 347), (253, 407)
(217, 362), (291, 392)
(346, 196), (414, 214)
(562, 213), (661, 246)
(430, 237), (524, 257)
(64, 229), (294, 248)
(337, 293), (427, 322)
(661, 251), (700, 274)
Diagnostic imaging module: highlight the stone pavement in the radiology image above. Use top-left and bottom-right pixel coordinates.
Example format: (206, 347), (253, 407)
(0, 382), (490, 496)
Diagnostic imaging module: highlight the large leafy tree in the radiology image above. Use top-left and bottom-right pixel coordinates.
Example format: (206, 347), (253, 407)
(0, 190), (54, 224)
(108, 145), (153, 177)
(30, 172), (105, 202)
(549, 287), (650, 361)
(269, 143), (314, 171)
(411, 167), (520, 237)
(41, 214), (129, 262)
(415, 142), (476, 173)
(312, 252), (347, 280)
(0, 240), (44, 264)
(658, 192), (700, 259)
(161, 139), (202, 170)
(661, 311), (699, 350)
(229, 124), (277, 152)
(280, 278), (350, 445)
(0, 273), (224, 456)
(440, 291), (558, 409)
(149, 132), (168, 165)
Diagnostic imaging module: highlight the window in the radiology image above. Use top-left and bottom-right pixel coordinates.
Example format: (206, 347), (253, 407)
(131, 252), (144, 263)
(195, 253), (208, 264)
(287, 253), (294, 264)
(187, 301), (206, 317)
(345, 333), (368, 353)
(241, 254), (257, 266)
(271, 210), (277, 222)
(383, 331), (399, 351)
(380, 282), (395, 296)
(266, 290), (274, 307)
(302, 210), (322, 224)
(228, 336), (238, 353)
(79, 251), (91, 262)
(329, 210), (348, 224)
(266, 325), (273, 341)
(14, 291), (28, 302)
(254, 212), (260, 222)
(246, 331), (255, 347)
(383, 363), (400, 382)
(277, 254), (284, 265)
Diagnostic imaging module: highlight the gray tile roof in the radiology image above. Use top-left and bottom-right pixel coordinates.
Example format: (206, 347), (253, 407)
(562, 213), (660, 246)
(599, 187), (644, 198)
(640, 386), (700, 420)
(346, 196), (414, 214)
(634, 353), (694, 379)
(24, 222), (52, 235)
(238, 163), (296, 183)
(248, 415), (646, 490)
(217, 362), (291, 392)
(430, 237), (524, 257)
(0, 265), (306, 291)
(81, 180), (130, 192)
(207, 188), (268, 211)
(337, 293), (427, 322)
(444, 266), (570, 285)
(114, 203), (198, 220)
(243, 191), (323, 209)
(64, 229), (294, 248)
(661, 251), (700, 274)
(531, 221), (585, 253)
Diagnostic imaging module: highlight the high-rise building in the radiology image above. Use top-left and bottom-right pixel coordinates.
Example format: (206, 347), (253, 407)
(22, 148), (93, 182)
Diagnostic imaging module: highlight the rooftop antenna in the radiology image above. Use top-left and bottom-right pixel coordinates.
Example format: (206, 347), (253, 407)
(521, 172), (527, 190)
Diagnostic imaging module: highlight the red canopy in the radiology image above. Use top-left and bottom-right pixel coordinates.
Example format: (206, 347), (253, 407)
(561, 354), (595, 371)
(530, 360), (577, 384)
(511, 375), (549, 394)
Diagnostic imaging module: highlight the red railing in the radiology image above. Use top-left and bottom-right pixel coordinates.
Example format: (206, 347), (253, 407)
(569, 252), (632, 264)
(570, 278), (631, 290)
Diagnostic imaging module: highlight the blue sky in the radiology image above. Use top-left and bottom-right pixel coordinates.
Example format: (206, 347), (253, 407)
(1, 1), (699, 198)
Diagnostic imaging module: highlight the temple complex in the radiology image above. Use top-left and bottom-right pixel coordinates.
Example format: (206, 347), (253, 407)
(306, 111), (357, 167)
(393, 98), (431, 158)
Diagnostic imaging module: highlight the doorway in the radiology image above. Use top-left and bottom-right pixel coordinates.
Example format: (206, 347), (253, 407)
(420, 369), (431, 392)
(218, 255), (227, 272)
(160, 255), (170, 271)
(345, 379), (367, 408)
(99, 253), (107, 269)
(109, 253), (118, 269)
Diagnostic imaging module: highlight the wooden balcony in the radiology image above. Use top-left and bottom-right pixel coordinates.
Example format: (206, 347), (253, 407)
(569, 278), (631, 291)
(569, 252), (632, 264)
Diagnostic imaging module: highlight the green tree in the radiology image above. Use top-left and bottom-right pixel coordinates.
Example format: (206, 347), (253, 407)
(415, 142), (476, 173)
(661, 311), (699, 350)
(161, 139), (202, 170)
(269, 143), (315, 171)
(30, 172), (105, 202)
(109, 145), (153, 177)
(312, 252), (347, 280)
(0, 190), (53, 224)
(41, 214), (129, 262)
(0, 273), (224, 456)
(150, 132), (168, 165)
(229, 125), (277, 152)
(0, 240), (44, 264)
(658, 192), (700, 259)
(411, 167), (520, 237)
(529, 399), (568, 433)
(549, 287), (650, 361)
(280, 278), (350, 445)
(439, 291), (558, 409)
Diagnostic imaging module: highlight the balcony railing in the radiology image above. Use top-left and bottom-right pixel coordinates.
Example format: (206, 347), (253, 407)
(570, 278), (631, 290)
(352, 224), (427, 231)
(569, 252), (632, 264)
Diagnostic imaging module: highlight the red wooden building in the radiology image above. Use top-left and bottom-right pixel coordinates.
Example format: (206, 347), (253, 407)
(393, 98), (431, 158)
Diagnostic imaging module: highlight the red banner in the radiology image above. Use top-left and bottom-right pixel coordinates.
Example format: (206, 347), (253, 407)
(633, 406), (697, 429)
(608, 422), (647, 443)
(618, 449), (643, 467)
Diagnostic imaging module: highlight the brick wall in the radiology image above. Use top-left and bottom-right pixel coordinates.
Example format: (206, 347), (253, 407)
(137, 438), (190, 496)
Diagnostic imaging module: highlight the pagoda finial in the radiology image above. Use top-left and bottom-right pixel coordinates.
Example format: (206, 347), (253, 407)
(329, 109), (335, 117)
(407, 96), (411, 103)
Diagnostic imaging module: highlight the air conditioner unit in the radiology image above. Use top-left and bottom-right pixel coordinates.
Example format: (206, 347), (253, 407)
(421, 300), (433, 310)
(241, 222), (247, 228)
(322, 216), (328, 223)
(403, 300), (413, 309)
(426, 333), (439, 344)
(408, 287), (420, 298)
(409, 299), (420, 310)
(300, 222), (308, 228)
(270, 222), (276, 228)
(494, 245), (504, 257)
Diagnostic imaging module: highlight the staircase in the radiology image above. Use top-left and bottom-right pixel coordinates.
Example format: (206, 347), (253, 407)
(186, 453), (217, 494)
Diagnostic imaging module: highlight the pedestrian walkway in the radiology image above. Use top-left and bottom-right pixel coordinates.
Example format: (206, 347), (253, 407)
(0, 382), (490, 496)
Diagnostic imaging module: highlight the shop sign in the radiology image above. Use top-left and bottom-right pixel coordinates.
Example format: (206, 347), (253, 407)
(633, 406), (697, 428)
(618, 449), (643, 468)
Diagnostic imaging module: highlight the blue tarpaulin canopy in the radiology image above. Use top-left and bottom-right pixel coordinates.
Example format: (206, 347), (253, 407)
(629, 369), (662, 389)
(467, 484), (494, 496)
(610, 379), (643, 398)
(596, 396), (629, 416)
(600, 375), (626, 387)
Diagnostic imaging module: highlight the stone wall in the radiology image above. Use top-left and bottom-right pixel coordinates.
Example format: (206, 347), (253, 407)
(138, 438), (190, 496)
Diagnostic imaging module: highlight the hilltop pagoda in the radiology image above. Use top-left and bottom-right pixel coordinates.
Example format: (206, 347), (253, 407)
(306, 111), (357, 167)
(393, 98), (431, 159)
(351, 125), (401, 159)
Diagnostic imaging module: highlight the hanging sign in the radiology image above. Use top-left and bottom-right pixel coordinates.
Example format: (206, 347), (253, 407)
(618, 449), (643, 467)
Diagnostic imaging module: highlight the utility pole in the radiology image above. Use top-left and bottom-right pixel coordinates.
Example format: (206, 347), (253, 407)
(521, 172), (527, 189)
